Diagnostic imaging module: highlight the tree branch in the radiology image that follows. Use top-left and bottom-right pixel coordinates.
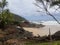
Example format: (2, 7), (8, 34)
(35, 0), (60, 24)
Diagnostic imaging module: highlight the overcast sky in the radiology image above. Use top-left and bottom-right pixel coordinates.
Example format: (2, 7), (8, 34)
(6, 0), (60, 22)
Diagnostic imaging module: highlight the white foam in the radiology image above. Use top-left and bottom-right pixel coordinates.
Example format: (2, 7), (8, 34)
(42, 21), (59, 25)
(30, 21), (60, 25)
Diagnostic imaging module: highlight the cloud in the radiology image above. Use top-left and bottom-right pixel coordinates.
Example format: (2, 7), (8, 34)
(6, 0), (60, 21)
(7, 0), (36, 15)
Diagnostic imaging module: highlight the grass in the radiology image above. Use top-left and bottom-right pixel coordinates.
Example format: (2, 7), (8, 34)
(25, 41), (60, 45)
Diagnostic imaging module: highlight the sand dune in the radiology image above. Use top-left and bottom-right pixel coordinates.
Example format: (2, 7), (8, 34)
(23, 25), (60, 36)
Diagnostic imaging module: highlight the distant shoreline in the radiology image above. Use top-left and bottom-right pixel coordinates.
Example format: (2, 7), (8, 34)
(29, 21), (60, 25)
(23, 25), (60, 36)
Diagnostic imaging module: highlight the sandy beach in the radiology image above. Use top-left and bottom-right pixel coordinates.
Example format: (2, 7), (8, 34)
(23, 25), (60, 36)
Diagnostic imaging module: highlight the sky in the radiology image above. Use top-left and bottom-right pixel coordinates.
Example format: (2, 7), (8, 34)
(6, 0), (60, 22)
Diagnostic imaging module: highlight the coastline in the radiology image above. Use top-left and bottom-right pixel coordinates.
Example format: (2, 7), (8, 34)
(23, 25), (60, 36)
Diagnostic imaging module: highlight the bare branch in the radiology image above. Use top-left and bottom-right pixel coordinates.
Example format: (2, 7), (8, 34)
(33, 3), (43, 9)
(35, 0), (60, 24)
(47, 11), (60, 24)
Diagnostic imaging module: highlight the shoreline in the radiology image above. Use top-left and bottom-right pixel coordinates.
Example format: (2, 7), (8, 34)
(23, 25), (60, 36)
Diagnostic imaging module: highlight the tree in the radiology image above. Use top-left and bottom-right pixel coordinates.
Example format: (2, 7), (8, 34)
(0, 0), (14, 29)
(34, 0), (60, 24)
(0, 0), (7, 29)
(0, 0), (7, 19)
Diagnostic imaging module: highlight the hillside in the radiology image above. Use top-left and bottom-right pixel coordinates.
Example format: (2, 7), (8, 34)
(13, 14), (28, 22)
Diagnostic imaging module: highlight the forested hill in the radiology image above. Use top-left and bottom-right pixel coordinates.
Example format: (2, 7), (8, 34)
(13, 14), (28, 22)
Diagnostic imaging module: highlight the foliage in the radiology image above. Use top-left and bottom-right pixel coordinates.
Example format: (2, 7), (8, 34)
(0, 0), (28, 27)
(46, 0), (60, 7)
(35, 0), (60, 24)
(36, 0), (60, 7)
(0, 0), (7, 8)
(0, 0), (14, 29)
(0, 9), (14, 29)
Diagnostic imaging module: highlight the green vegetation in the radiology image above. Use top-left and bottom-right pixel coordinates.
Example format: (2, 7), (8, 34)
(0, 0), (28, 29)
(0, 0), (60, 45)
(14, 14), (27, 22)
(0, 0), (31, 45)
(25, 41), (60, 45)
(0, 0), (14, 29)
